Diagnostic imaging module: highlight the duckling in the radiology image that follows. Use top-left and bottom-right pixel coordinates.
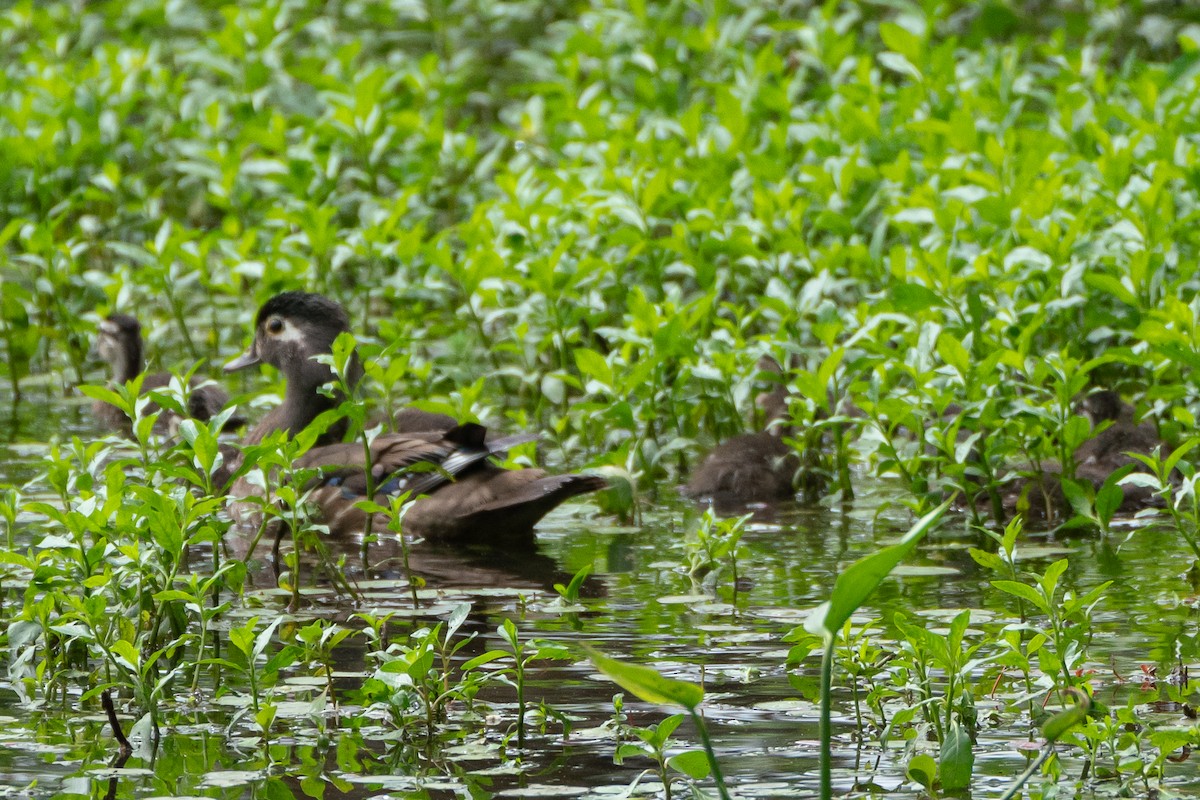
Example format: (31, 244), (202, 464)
(999, 389), (1166, 524)
(1076, 389), (1161, 470)
(1075, 388), (1166, 511)
(684, 357), (801, 509)
(224, 291), (607, 543)
(91, 313), (241, 434)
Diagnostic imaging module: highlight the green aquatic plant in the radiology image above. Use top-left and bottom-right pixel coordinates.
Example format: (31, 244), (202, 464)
(552, 562), (592, 606)
(991, 558), (1110, 707)
(685, 508), (749, 598)
(488, 619), (573, 751)
(210, 616), (287, 738)
(5, 0), (1200, 794)
(802, 501), (950, 800)
(585, 646), (729, 800)
(1125, 438), (1200, 561)
(614, 712), (712, 800)
(892, 610), (980, 791)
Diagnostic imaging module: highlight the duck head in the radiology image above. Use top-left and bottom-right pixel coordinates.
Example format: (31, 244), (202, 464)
(754, 356), (794, 436)
(225, 291), (363, 390)
(92, 313), (144, 383)
(1079, 389), (1130, 425)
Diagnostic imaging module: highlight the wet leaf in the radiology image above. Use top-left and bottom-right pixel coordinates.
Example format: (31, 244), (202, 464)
(583, 646), (704, 710)
(939, 721), (974, 790)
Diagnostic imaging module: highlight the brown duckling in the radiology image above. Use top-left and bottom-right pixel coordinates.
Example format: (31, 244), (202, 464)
(1000, 389), (1167, 523)
(1075, 389), (1161, 470)
(1075, 388), (1165, 511)
(91, 313), (241, 434)
(684, 357), (800, 509)
(224, 291), (607, 544)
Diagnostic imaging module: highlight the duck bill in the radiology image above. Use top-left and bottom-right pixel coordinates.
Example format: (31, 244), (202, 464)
(224, 346), (261, 372)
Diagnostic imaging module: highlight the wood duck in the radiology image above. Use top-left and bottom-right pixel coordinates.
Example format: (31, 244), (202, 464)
(91, 313), (241, 434)
(224, 291), (607, 543)
(684, 357), (801, 508)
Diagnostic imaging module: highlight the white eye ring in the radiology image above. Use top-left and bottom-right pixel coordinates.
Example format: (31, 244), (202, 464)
(266, 317), (285, 334)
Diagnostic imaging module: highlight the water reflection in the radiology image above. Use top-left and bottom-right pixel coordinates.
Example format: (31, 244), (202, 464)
(231, 527), (606, 598)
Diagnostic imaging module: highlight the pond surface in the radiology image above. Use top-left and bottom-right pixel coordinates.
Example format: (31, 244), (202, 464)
(1, 383), (1198, 799)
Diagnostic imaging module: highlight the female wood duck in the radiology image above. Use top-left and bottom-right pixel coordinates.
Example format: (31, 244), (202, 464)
(224, 291), (607, 543)
(684, 357), (800, 509)
(92, 313), (240, 434)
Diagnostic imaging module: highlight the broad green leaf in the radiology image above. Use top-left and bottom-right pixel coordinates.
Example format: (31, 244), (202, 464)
(939, 721), (974, 790)
(574, 348), (612, 387)
(991, 580), (1050, 615)
(461, 650), (510, 671)
(968, 548), (1006, 573)
(583, 645), (704, 710)
(1095, 468), (1130, 523)
(891, 283), (941, 314)
(936, 332), (970, 376)
(906, 753), (937, 789)
(1042, 691), (1091, 741)
(667, 749), (711, 780)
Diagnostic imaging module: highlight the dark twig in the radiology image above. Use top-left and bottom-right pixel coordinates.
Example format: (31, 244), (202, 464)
(101, 690), (133, 755)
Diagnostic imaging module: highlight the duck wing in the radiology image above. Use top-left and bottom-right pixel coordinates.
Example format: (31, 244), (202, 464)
(293, 423), (604, 543)
(298, 423), (536, 501)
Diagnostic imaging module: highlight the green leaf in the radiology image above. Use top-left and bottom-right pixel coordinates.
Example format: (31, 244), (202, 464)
(1042, 690), (1091, 741)
(805, 500), (949, 638)
(78, 384), (128, 410)
(991, 580), (1050, 615)
(968, 547), (1006, 573)
(651, 713), (685, 745)
(461, 650), (510, 671)
(939, 721), (974, 790)
(110, 639), (140, 669)
(906, 753), (937, 789)
(1164, 438), (1200, 478)
(555, 563), (593, 602)
(1095, 467), (1130, 523)
(936, 332), (970, 376)
(263, 645), (300, 675)
(667, 749), (711, 780)
(879, 21), (922, 61)
(1082, 272), (1136, 306)
(574, 348), (612, 387)
(890, 283), (941, 314)
(405, 649), (436, 680)
(583, 645), (704, 710)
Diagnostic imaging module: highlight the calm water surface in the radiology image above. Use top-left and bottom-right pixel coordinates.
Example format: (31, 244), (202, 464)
(0, 383), (1197, 798)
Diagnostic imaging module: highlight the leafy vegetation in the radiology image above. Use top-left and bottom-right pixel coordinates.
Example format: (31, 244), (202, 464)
(5, 0), (1200, 796)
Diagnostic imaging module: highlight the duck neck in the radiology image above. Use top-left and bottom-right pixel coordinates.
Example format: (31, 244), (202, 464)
(113, 338), (144, 384)
(281, 350), (364, 444)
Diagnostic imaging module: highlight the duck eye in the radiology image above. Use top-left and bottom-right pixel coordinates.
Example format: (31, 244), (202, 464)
(266, 317), (285, 334)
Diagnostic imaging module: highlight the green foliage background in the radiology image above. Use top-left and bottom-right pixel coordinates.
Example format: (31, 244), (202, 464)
(4, 0), (1200, 500)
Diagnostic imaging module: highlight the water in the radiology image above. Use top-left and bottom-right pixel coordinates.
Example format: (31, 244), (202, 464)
(1, 383), (1198, 798)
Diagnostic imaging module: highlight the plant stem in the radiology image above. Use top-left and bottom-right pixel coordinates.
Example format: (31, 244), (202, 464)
(819, 636), (834, 800)
(999, 742), (1055, 800)
(689, 708), (729, 800)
